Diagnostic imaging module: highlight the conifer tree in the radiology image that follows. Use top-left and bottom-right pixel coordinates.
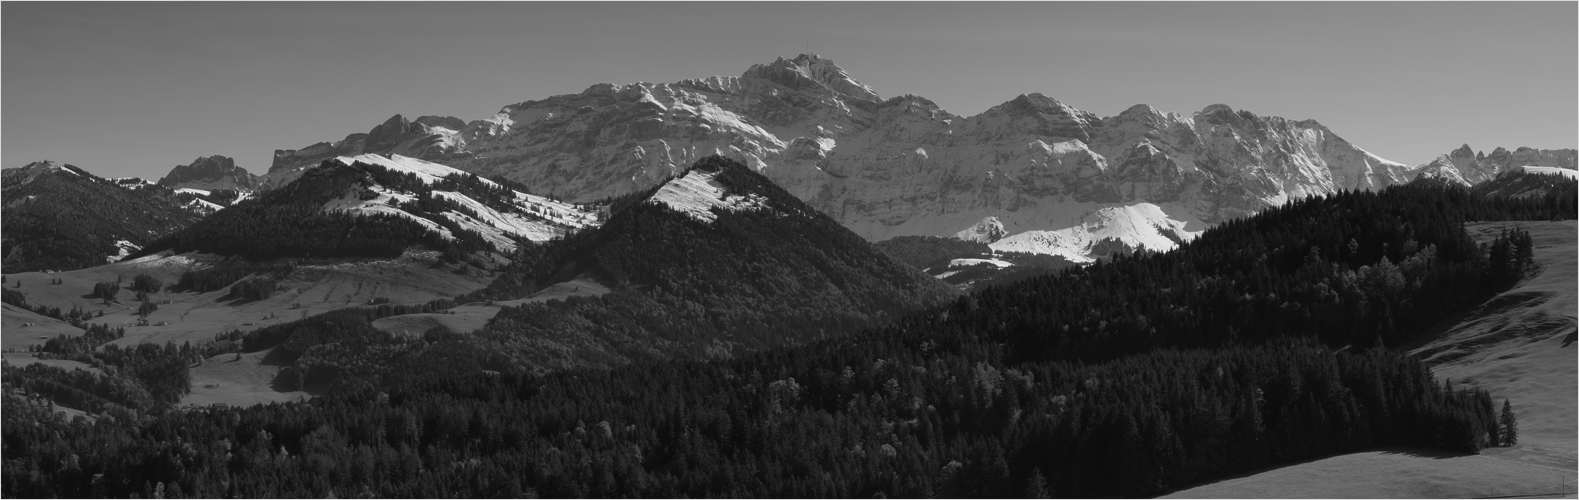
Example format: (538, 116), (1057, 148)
(1025, 468), (1051, 499)
(1500, 399), (1518, 446)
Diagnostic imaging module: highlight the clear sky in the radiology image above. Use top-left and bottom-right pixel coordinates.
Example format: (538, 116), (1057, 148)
(4, 2), (1575, 180)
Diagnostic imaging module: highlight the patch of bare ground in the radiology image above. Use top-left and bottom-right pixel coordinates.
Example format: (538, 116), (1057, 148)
(1167, 221), (1578, 498)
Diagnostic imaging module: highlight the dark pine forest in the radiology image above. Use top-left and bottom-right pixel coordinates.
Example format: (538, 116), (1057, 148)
(3, 159), (1573, 498)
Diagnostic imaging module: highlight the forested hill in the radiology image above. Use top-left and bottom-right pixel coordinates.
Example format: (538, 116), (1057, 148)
(1469, 168), (1579, 200)
(898, 180), (1573, 364)
(443, 155), (960, 369)
(2, 161), (201, 273)
(125, 159), (518, 262)
(5, 170), (1561, 499)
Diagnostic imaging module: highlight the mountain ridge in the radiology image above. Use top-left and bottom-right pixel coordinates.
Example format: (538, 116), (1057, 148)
(252, 54), (1575, 261)
(2, 160), (203, 272)
(157, 155), (262, 192)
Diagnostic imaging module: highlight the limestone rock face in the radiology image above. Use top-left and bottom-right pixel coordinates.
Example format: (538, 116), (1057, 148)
(157, 155), (261, 192)
(1410, 144), (1577, 186)
(259, 54), (1542, 260)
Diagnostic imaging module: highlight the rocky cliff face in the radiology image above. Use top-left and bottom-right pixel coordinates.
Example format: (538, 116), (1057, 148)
(260, 54), (1527, 260)
(157, 155), (262, 191)
(262, 114), (469, 190)
(1411, 144), (1577, 186)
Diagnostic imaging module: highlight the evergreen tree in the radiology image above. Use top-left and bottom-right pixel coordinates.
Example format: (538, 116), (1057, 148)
(1024, 468), (1051, 499)
(1500, 399), (1518, 446)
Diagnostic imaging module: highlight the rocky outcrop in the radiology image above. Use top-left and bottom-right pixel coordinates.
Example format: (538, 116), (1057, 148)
(157, 155), (261, 191)
(1410, 144), (1577, 186)
(262, 113), (468, 190)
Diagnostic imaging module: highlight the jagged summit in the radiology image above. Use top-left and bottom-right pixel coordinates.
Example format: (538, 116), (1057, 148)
(741, 53), (881, 103)
(258, 53), (1561, 262)
(1409, 144), (1577, 186)
(158, 155), (260, 191)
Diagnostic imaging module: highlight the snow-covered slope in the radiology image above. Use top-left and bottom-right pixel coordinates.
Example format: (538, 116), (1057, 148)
(262, 54), (1555, 261)
(988, 203), (1205, 263)
(321, 154), (599, 252)
(648, 169), (769, 222)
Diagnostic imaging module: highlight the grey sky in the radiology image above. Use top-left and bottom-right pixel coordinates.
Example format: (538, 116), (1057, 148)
(4, 2), (1575, 180)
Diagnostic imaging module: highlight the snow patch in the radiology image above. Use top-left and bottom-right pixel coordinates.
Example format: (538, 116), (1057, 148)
(648, 169), (769, 223)
(948, 258), (1012, 268)
(988, 203), (1204, 263)
(322, 186), (455, 241)
(106, 240), (141, 264)
(954, 217), (1007, 243)
(176, 188), (212, 196)
(186, 198), (225, 214)
(433, 190), (563, 244)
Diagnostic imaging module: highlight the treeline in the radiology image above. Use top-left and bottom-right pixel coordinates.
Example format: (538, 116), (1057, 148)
(29, 322), (194, 405)
(3, 363), (155, 421)
(215, 299), (458, 360)
(230, 277), (278, 301)
(40, 323), (125, 358)
(176, 260), (294, 293)
(2, 288), (99, 326)
(1466, 168), (1579, 205)
(874, 235), (992, 270)
(0, 339), (1509, 499)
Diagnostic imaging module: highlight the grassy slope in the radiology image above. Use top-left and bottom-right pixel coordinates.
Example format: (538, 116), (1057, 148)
(2, 303), (85, 351)
(1166, 221), (1577, 498)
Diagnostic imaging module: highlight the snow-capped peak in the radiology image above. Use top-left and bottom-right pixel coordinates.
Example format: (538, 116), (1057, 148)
(741, 53), (881, 103)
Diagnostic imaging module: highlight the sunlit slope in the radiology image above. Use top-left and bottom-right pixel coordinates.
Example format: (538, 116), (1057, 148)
(1166, 220), (1577, 498)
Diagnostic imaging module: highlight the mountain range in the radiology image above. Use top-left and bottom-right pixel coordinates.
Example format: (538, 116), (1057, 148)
(244, 54), (1576, 262)
(5, 53), (1573, 276)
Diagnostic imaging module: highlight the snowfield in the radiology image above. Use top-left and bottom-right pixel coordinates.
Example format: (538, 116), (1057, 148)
(985, 203), (1205, 263)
